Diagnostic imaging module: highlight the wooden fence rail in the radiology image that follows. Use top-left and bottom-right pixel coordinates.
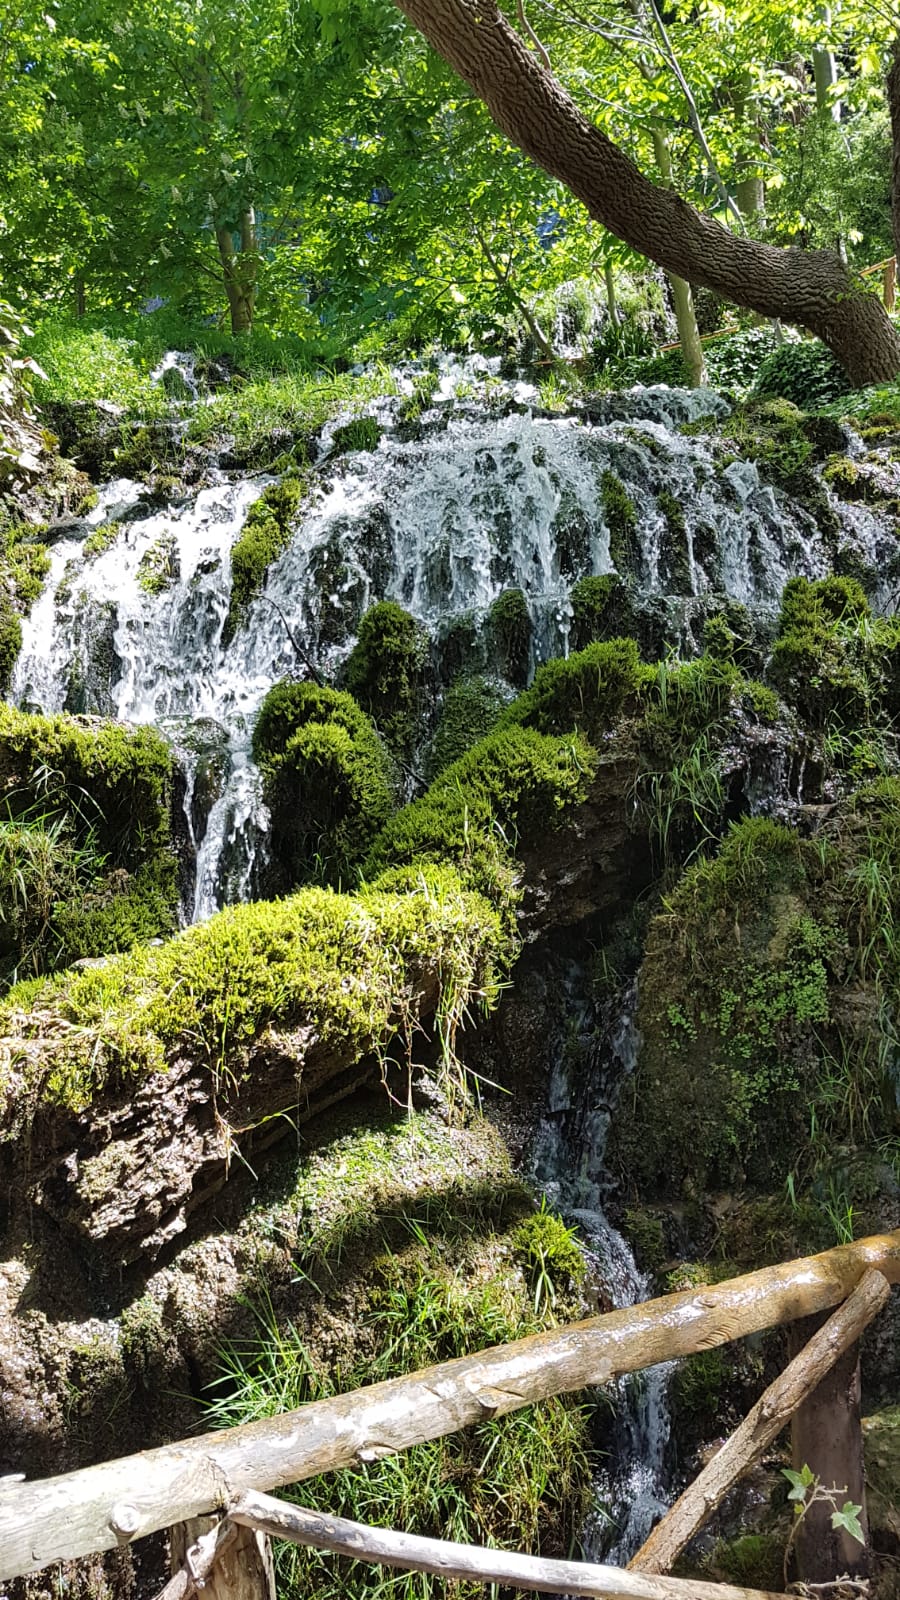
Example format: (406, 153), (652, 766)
(0, 1231), (897, 1583)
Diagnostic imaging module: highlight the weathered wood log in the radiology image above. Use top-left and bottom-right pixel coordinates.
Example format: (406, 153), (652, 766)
(227, 1489), (795, 1600)
(0, 1231), (897, 1581)
(629, 1267), (891, 1574)
(158, 1517), (239, 1600)
(790, 1310), (871, 1583)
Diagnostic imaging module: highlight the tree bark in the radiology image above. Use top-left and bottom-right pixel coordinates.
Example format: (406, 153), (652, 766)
(651, 127), (706, 386)
(0, 1232), (897, 1580)
(629, 1268), (891, 1575)
(888, 35), (900, 267)
(789, 1317), (871, 1583)
(227, 1490), (795, 1600)
(216, 208), (258, 336)
(390, 0), (900, 385)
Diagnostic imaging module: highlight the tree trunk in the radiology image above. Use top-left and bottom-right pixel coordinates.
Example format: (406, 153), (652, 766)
(390, 0), (900, 385)
(170, 1518), (275, 1600)
(888, 35), (900, 266)
(652, 127), (706, 386)
(216, 207), (258, 336)
(789, 1316), (871, 1585)
(603, 260), (621, 326)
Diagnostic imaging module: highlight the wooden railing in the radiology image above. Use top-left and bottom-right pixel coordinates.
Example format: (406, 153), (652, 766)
(0, 1232), (897, 1600)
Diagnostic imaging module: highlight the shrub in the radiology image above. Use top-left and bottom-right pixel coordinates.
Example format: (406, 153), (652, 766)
(344, 601), (429, 759)
(753, 340), (852, 409)
(253, 681), (394, 888)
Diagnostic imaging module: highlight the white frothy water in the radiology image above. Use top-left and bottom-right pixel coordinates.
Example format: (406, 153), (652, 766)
(11, 363), (877, 919)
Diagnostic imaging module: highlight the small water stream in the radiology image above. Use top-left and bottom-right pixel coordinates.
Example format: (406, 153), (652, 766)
(530, 969), (672, 1561)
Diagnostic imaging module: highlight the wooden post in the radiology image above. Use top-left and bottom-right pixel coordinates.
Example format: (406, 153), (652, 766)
(884, 257), (896, 312)
(789, 1314), (871, 1584)
(0, 1231), (897, 1582)
(629, 1268), (891, 1574)
(167, 1518), (275, 1600)
(228, 1490), (795, 1600)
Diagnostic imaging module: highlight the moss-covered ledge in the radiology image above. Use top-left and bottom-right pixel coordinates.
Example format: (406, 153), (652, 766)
(0, 867), (507, 1262)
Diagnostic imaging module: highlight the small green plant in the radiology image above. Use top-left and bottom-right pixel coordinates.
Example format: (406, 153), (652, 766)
(331, 414), (383, 455)
(782, 1464), (864, 1586)
(514, 1198), (585, 1313)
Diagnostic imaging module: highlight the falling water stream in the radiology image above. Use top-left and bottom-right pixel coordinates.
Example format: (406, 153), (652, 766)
(11, 357), (897, 1560)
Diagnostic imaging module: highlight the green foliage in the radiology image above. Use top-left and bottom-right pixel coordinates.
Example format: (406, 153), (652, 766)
(754, 340), (852, 410)
(426, 676), (507, 779)
(29, 322), (167, 413)
(364, 725), (597, 909)
(769, 575), (900, 732)
(702, 326), (789, 392)
(488, 588), (533, 689)
(331, 415), (383, 455)
(205, 1200), (594, 1600)
(253, 680), (394, 888)
(601, 470), (639, 574)
(506, 636), (647, 743)
(568, 575), (628, 651)
(0, 868), (507, 1119)
(225, 476), (305, 642)
(344, 601), (429, 759)
(514, 1198), (586, 1313)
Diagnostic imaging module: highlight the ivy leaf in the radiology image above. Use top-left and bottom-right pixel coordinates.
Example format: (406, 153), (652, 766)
(831, 1504), (864, 1545)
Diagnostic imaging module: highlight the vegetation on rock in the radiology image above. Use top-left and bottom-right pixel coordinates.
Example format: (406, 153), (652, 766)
(253, 680), (395, 889)
(343, 600), (429, 760)
(224, 475), (306, 643)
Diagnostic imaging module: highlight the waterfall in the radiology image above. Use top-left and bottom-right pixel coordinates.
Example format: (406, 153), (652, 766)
(12, 358), (886, 919)
(530, 971), (672, 1562)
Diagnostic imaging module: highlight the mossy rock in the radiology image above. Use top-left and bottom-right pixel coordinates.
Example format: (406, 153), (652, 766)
(343, 601), (429, 760)
(253, 680), (395, 888)
(489, 588), (533, 689)
(137, 531), (179, 596)
(767, 575), (900, 731)
(224, 475), (305, 644)
(436, 611), (488, 684)
(426, 676), (507, 779)
(0, 524), (52, 692)
(601, 469), (640, 575)
(505, 635), (648, 744)
(568, 575), (638, 652)
(331, 415), (383, 455)
(656, 490), (691, 593)
(365, 724), (597, 912)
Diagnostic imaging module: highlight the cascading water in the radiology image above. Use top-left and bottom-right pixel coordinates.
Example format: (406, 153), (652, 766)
(530, 970), (672, 1562)
(12, 357), (890, 921)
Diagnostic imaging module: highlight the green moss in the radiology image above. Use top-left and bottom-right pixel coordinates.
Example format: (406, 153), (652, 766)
(437, 611), (487, 684)
(670, 1346), (729, 1432)
(0, 704), (172, 862)
(331, 415), (383, 455)
(253, 680), (394, 888)
(623, 1206), (666, 1273)
(657, 489), (691, 593)
(426, 676), (507, 779)
(137, 531), (179, 596)
(601, 469), (639, 574)
(364, 725), (597, 910)
(568, 575), (630, 652)
(708, 1535), (786, 1593)
(514, 1199), (586, 1310)
(224, 475), (305, 643)
(343, 601), (429, 759)
(489, 588), (533, 688)
(0, 598), (22, 697)
(505, 636), (648, 743)
(616, 788), (900, 1196)
(83, 522), (121, 559)
(0, 868), (507, 1119)
(0, 525), (52, 690)
(767, 575), (900, 732)
(53, 855), (178, 961)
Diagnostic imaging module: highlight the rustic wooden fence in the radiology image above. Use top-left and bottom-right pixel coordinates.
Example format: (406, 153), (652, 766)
(0, 1231), (897, 1600)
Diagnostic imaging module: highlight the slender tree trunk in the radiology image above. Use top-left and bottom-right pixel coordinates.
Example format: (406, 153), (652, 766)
(652, 127), (706, 386)
(603, 260), (621, 327)
(216, 207), (258, 336)
(888, 35), (900, 266)
(390, 0), (900, 385)
(75, 275), (86, 318)
(812, 7), (841, 123)
(736, 176), (764, 220)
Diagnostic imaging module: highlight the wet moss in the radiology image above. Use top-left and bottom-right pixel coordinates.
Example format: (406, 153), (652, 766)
(253, 680), (395, 889)
(489, 588), (533, 688)
(426, 676), (507, 779)
(331, 415), (383, 455)
(768, 575), (900, 731)
(0, 525), (52, 692)
(601, 469), (639, 574)
(657, 489), (691, 593)
(137, 531), (179, 596)
(568, 574), (634, 652)
(0, 867), (507, 1118)
(343, 601), (429, 760)
(224, 475), (305, 643)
